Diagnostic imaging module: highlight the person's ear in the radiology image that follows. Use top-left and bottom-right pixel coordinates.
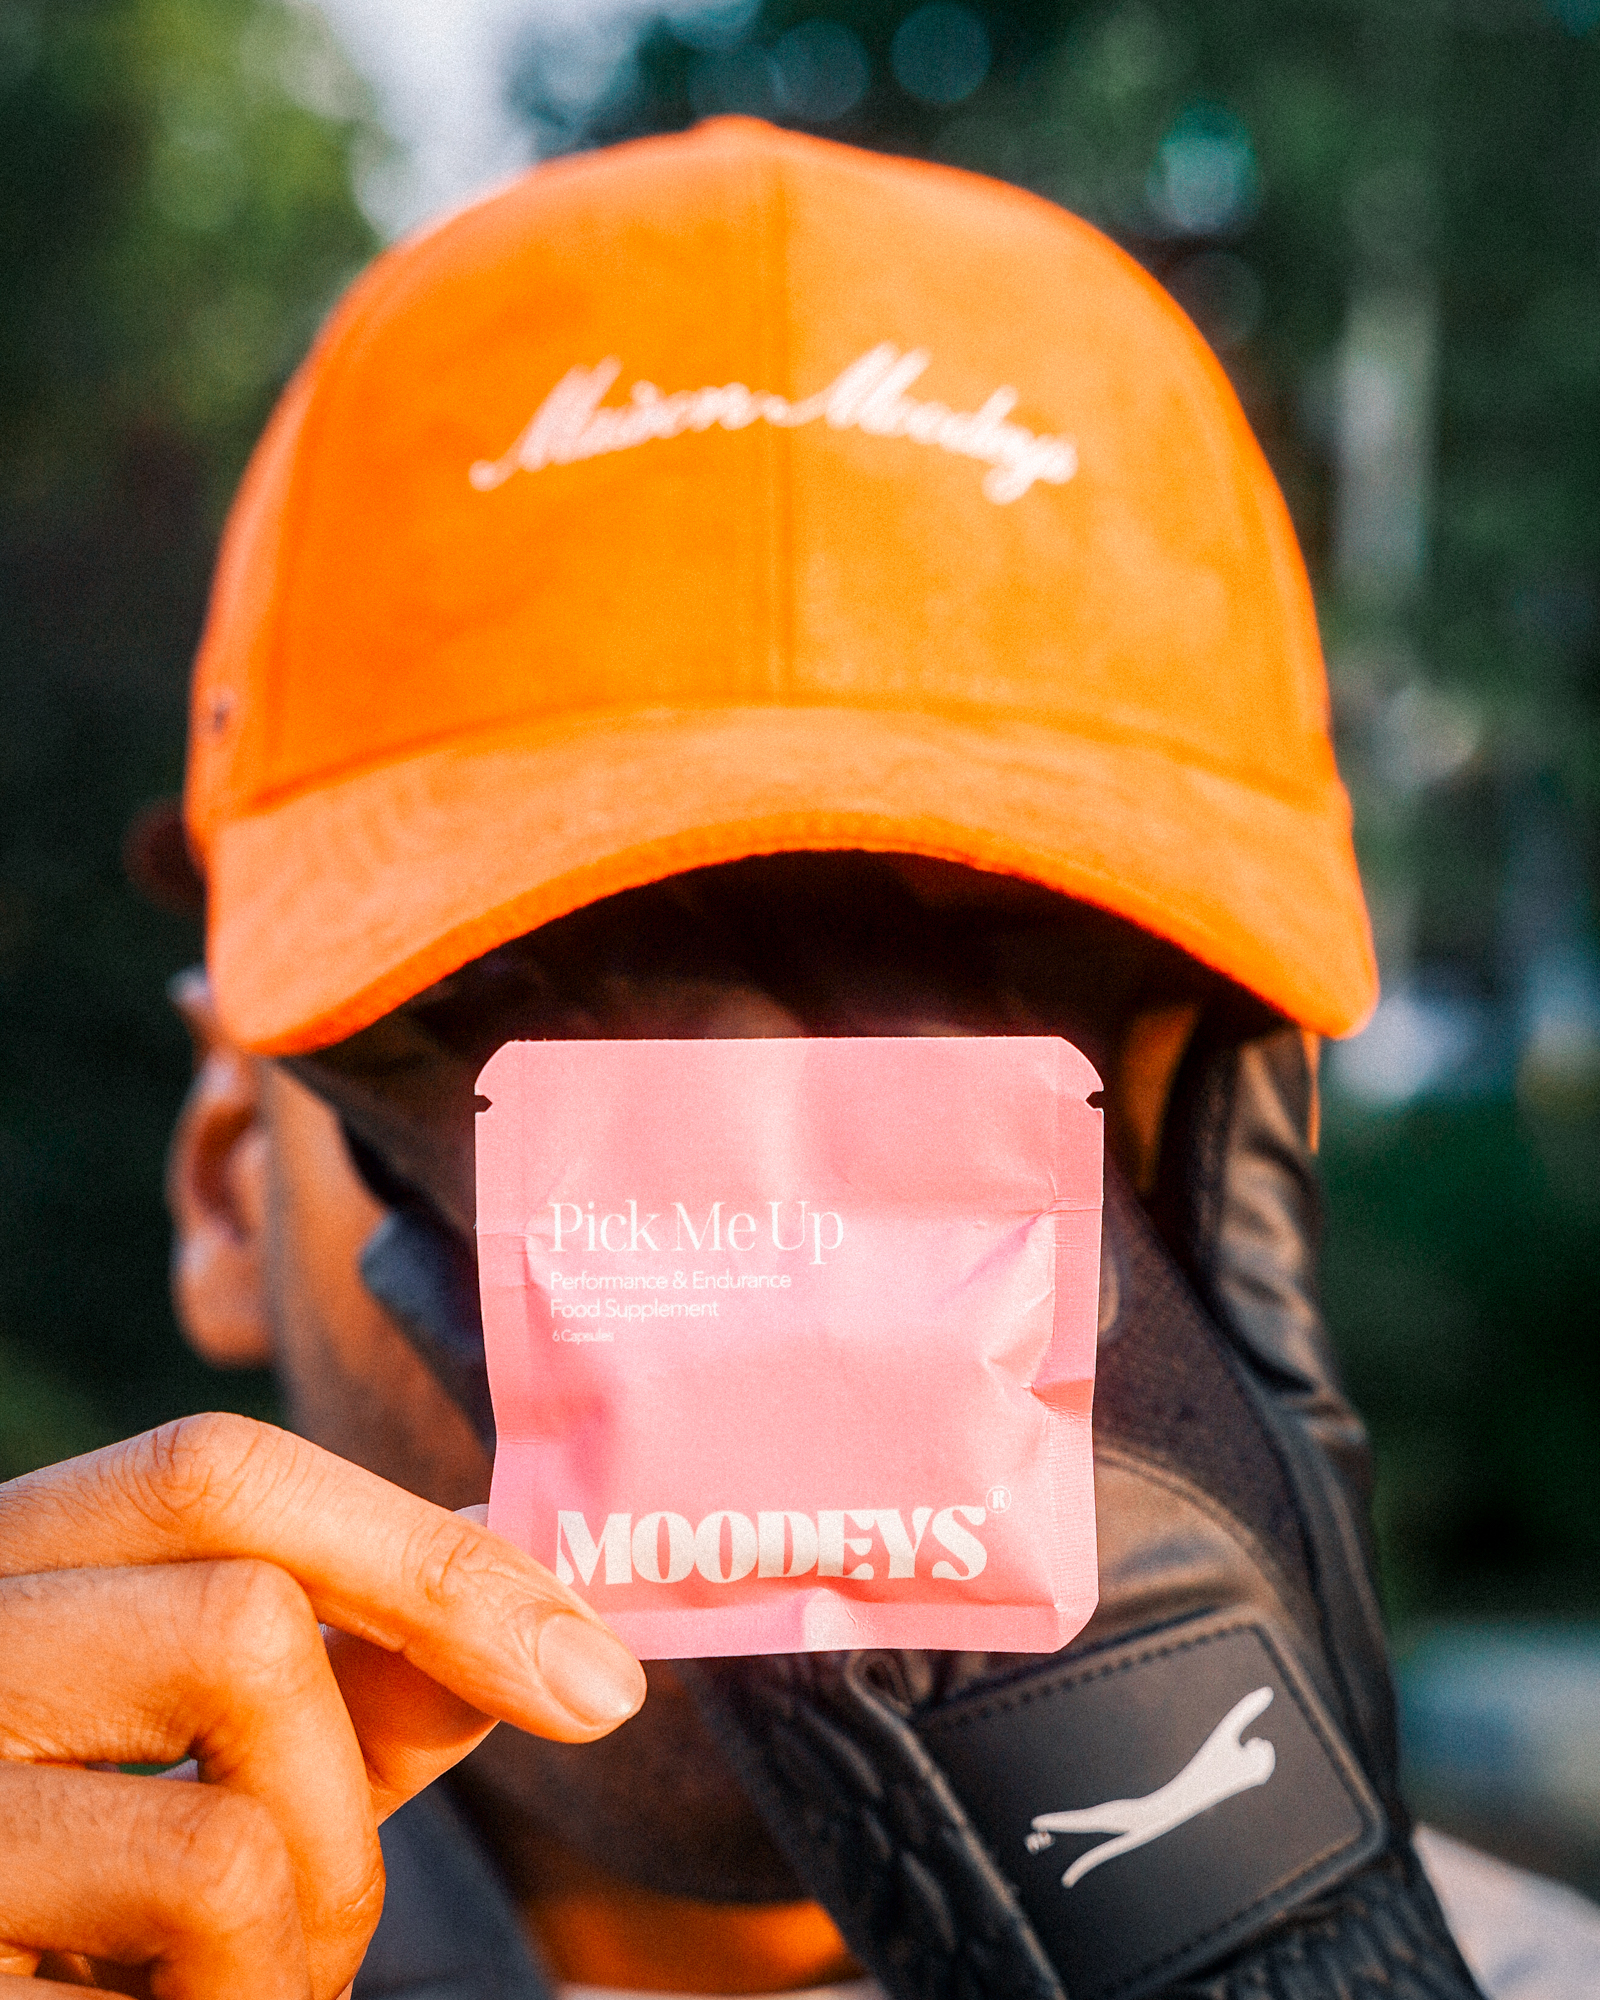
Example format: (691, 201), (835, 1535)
(165, 967), (274, 1367)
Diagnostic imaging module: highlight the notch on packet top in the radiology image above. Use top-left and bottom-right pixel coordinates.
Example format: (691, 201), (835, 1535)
(477, 1037), (1103, 1659)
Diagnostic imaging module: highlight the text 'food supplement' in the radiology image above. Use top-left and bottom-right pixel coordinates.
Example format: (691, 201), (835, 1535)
(478, 1037), (1103, 1658)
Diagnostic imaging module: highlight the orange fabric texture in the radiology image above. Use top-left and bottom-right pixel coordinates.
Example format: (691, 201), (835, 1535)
(528, 1885), (856, 1991)
(186, 117), (1376, 1053)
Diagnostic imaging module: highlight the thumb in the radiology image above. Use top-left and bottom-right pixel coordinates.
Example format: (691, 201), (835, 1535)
(328, 1504), (604, 1822)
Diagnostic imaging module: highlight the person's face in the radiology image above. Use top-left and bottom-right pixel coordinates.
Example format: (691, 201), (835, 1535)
(169, 854), (1210, 1900)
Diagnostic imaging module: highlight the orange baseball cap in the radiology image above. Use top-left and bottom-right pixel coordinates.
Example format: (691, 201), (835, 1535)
(186, 116), (1375, 1055)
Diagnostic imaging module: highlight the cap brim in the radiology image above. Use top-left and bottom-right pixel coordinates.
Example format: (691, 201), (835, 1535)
(206, 706), (1377, 1053)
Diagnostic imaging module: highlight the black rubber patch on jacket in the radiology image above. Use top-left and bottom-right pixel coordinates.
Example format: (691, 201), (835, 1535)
(919, 1613), (1386, 2000)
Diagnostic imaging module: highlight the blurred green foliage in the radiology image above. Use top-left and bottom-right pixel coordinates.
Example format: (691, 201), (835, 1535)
(0, 0), (377, 1468)
(0, 0), (1595, 1630)
(1324, 1098), (1600, 1624)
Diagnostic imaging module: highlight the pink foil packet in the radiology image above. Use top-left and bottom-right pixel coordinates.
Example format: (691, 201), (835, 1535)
(478, 1037), (1102, 1658)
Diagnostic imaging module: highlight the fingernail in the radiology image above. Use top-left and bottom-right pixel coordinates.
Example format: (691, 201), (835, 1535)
(532, 1612), (646, 1729)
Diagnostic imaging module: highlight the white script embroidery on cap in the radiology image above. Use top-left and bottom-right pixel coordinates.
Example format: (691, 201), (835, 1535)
(468, 344), (1078, 505)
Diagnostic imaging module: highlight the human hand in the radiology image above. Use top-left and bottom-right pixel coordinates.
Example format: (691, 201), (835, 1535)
(0, 1414), (646, 1999)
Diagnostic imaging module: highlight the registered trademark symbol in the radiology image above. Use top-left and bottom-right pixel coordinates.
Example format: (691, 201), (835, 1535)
(985, 1485), (1011, 1512)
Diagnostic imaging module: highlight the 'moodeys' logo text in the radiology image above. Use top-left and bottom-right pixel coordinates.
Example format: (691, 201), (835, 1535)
(546, 1200), (845, 1264)
(555, 1505), (992, 1587)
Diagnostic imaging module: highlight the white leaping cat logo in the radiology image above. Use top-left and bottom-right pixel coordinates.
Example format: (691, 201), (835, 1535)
(1025, 1686), (1277, 1888)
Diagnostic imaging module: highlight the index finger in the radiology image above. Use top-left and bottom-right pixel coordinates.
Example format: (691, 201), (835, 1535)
(0, 1416), (644, 1742)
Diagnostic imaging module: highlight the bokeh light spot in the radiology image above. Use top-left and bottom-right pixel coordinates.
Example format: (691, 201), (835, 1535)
(1147, 103), (1258, 235)
(689, 44), (776, 118)
(771, 20), (870, 122)
(675, 0), (763, 53)
(891, 2), (991, 106)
